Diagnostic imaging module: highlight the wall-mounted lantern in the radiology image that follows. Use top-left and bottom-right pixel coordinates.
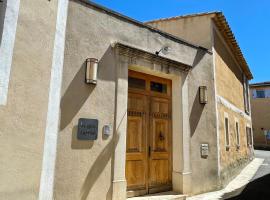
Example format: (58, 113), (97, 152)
(199, 86), (208, 104)
(85, 58), (98, 84)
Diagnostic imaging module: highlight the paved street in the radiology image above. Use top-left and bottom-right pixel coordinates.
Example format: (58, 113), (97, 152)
(226, 150), (270, 200)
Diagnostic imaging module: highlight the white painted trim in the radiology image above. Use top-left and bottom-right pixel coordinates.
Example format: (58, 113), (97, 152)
(0, 0), (20, 105)
(211, 20), (221, 176)
(217, 95), (251, 121)
(38, 0), (68, 200)
(111, 55), (128, 200)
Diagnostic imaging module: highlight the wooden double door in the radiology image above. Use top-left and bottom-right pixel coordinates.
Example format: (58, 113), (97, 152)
(126, 71), (172, 197)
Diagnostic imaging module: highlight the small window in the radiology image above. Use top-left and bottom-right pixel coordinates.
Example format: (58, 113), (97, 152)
(225, 116), (230, 148)
(128, 77), (146, 90)
(235, 121), (240, 148)
(246, 126), (252, 146)
(150, 81), (167, 93)
(256, 90), (266, 98)
(243, 75), (250, 113)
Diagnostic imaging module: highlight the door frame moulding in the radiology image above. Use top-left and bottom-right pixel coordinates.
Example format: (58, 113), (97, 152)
(111, 43), (192, 200)
(126, 70), (173, 197)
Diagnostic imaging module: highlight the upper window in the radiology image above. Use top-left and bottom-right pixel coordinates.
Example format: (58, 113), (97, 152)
(256, 90), (266, 98)
(243, 75), (250, 114)
(225, 115), (230, 149)
(253, 89), (270, 99)
(128, 77), (146, 90)
(246, 126), (252, 146)
(128, 70), (171, 97)
(235, 121), (240, 148)
(150, 81), (167, 94)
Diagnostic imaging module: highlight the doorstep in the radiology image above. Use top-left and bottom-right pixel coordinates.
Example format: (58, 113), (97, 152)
(127, 191), (187, 200)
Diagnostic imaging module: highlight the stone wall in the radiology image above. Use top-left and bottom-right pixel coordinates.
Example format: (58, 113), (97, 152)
(214, 26), (252, 186)
(218, 103), (251, 186)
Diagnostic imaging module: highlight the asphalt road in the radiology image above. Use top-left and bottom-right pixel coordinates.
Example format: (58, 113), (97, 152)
(226, 150), (270, 200)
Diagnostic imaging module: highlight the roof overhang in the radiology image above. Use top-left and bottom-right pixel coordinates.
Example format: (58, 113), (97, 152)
(250, 82), (270, 88)
(145, 11), (254, 80)
(212, 12), (253, 80)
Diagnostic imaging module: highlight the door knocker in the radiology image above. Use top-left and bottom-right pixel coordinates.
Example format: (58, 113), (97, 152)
(159, 132), (165, 141)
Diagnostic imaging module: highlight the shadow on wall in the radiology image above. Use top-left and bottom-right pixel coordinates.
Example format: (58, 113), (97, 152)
(189, 48), (207, 137)
(57, 46), (118, 199)
(71, 125), (94, 149)
(189, 88), (205, 137)
(60, 47), (115, 130)
(79, 135), (117, 200)
(192, 48), (207, 68)
(80, 113), (125, 200)
(60, 60), (95, 130)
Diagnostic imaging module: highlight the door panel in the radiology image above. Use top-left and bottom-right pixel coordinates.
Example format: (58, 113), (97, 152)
(126, 93), (148, 191)
(126, 71), (172, 197)
(149, 97), (172, 189)
(152, 119), (169, 152)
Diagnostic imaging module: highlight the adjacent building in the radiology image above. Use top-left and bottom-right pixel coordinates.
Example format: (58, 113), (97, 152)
(146, 12), (254, 191)
(250, 82), (270, 149)
(0, 1), (253, 200)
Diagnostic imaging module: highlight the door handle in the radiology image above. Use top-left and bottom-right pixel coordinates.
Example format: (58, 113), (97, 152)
(148, 146), (151, 157)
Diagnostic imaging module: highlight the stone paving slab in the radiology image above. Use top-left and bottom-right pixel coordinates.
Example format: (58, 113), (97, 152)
(187, 158), (264, 200)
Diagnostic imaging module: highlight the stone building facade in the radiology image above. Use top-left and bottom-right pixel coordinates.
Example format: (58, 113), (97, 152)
(147, 12), (254, 189)
(0, 1), (253, 200)
(250, 82), (270, 149)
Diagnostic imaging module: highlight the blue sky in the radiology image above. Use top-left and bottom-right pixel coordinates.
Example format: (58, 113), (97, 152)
(92, 0), (269, 83)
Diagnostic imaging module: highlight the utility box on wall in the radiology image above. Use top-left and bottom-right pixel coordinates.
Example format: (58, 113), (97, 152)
(201, 143), (209, 158)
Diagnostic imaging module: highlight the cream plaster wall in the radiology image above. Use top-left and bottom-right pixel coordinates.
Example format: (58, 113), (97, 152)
(146, 15), (215, 50)
(250, 86), (270, 148)
(0, 0), (58, 199)
(188, 51), (219, 195)
(53, 1), (203, 200)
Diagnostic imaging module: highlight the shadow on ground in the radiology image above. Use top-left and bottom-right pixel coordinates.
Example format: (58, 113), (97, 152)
(225, 174), (270, 200)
